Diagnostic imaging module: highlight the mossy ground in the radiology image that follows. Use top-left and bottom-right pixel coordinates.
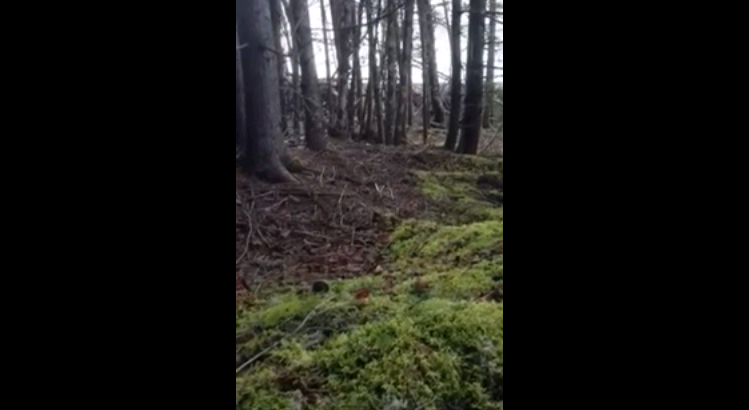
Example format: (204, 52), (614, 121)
(236, 154), (503, 410)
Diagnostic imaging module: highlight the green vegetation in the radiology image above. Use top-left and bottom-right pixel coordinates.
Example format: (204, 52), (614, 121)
(236, 159), (503, 410)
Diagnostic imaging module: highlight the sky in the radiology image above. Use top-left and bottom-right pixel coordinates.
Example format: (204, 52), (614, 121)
(284, 0), (503, 83)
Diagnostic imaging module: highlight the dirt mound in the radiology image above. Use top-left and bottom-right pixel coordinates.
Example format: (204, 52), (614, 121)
(236, 141), (432, 290)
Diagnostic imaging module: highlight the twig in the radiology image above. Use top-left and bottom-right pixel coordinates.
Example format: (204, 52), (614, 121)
(478, 122), (504, 155)
(236, 201), (256, 265)
(236, 296), (335, 373)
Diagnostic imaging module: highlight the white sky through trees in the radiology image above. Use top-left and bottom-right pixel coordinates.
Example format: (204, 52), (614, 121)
(287, 0), (503, 83)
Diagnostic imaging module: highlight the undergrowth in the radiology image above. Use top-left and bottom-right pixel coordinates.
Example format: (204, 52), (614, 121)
(236, 153), (503, 410)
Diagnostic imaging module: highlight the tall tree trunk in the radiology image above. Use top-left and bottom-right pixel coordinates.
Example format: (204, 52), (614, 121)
(355, 0), (366, 131)
(236, 24), (249, 161)
(458, 0), (486, 154)
(444, 0), (461, 151)
(384, 0), (398, 145)
(364, 0), (383, 144)
(417, 1), (430, 143)
(349, 1), (362, 137)
(236, 0), (295, 182)
(320, 0), (333, 123)
(281, 0), (301, 139)
(290, 0), (327, 150)
(269, 0), (287, 137)
(483, 0), (497, 128)
(330, 0), (355, 140)
(395, 0), (414, 145)
(416, 0), (446, 126)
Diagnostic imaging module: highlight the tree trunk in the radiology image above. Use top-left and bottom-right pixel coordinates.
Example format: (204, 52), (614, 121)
(281, 0), (301, 140)
(483, 0), (497, 128)
(348, 1), (362, 137)
(444, 0), (461, 151)
(416, 0), (446, 126)
(355, 0), (366, 132)
(320, 0), (333, 122)
(384, 0), (398, 145)
(395, 0), (414, 145)
(458, 0), (486, 154)
(269, 0), (287, 136)
(330, 0), (355, 140)
(417, 0), (430, 143)
(364, 0), (383, 144)
(289, 0), (327, 150)
(237, 0), (296, 182)
(236, 24), (249, 161)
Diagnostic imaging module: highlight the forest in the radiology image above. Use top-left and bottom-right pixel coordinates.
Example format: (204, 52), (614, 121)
(236, 0), (503, 408)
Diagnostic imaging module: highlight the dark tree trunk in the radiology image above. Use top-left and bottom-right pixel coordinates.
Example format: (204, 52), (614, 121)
(290, 0), (327, 150)
(483, 0), (497, 128)
(281, 0), (301, 139)
(355, 0), (366, 132)
(330, 0), (355, 140)
(364, 0), (383, 144)
(320, 0), (333, 122)
(236, 24), (249, 161)
(458, 0), (486, 154)
(444, 0), (461, 151)
(236, 0), (296, 182)
(395, 0), (414, 145)
(348, 1), (362, 137)
(417, 0), (430, 144)
(384, 0), (398, 145)
(416, 0), (446, 126)
(269, 0), (287, 136)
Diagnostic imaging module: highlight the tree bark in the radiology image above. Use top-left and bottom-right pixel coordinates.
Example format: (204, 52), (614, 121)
(457, 0), (486, 154)
(444, 0), (461, 151)
(395, 0), (414, 145)
(330, 0), (355, 140)
(364, 0), (383, 144)
(237, 0), (296, 182)
(483, 0), (497, 128)
(320, 0), (333, 122)
(236, 24), (249, 161)
(416, 0), (446, 126)
(289, 0), (327, 150)
(349, 1), (363, 137)
(384, 0), (398, 145)
(280, 0), (302, 139)
(269, 0), (287, 136)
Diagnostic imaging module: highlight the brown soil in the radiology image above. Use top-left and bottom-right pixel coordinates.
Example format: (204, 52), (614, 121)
(236, 140), (451, 291)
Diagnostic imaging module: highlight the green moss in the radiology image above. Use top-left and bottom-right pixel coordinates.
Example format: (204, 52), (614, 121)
(236, 368), (295, 410)
(305, 300), (503, 410)
(390, 219), (502, 265)
(236, 151), (504, 410)
(415, 170), (502, 224)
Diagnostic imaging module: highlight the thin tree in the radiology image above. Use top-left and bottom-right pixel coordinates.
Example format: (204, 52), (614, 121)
(289, 0), (327, 150)
(269, 0), (287, 136)
(237, 0), (296, 182)
(483, 0), (497, 128)
(384, 0), (398, 145)
(364, 0), (384, 144)
(320, 0), (333, 119)
(330, 0), (355, 139)
(395, 0), (415, 145)
(349, 0), (363, 137)
(444, 0), (461, 150)
(418, 15), (430, 145)
(280, 0), (301, 139)
(457, 0), (486, 154)
(416, 0), (446, 126)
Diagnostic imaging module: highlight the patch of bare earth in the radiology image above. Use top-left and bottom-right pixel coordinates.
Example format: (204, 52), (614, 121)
(236, 140), (462, 295)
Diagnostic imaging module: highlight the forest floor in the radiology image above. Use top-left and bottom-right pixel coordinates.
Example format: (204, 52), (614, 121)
(236, 131), (503, 410)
